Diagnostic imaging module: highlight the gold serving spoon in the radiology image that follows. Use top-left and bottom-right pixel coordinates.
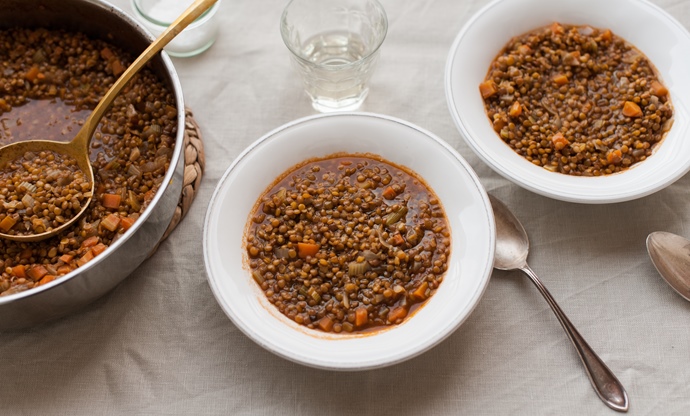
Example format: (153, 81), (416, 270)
(0, 0), (217, 242)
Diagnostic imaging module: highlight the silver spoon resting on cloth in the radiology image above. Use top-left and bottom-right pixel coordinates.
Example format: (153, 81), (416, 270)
(647, 231), (690, 301)
(490, 194), (629, 412)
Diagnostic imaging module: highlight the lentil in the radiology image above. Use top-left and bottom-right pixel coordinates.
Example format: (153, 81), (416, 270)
(245, 154), (451, 333)
(0, 150), (90, 235)
(0, 28), (177, 296)
(480, 22), (673, 176)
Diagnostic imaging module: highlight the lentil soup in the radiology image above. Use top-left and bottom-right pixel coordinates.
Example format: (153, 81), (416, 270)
(479, 23), (673, 176)
(245, 154), (451, 334)
(0, 150), (90, 236)
(0, 28), (177, 296)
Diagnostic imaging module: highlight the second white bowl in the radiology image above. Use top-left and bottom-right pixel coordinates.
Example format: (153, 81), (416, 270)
(445, 0), (690, 203)
(203, 113), (495, 370)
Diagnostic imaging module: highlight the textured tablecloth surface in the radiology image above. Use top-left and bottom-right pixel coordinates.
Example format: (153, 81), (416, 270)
(3, 0), (690, 414)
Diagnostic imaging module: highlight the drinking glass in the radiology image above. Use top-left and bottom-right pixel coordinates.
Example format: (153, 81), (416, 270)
(280, 0), (388, 112)
(131, 0), (221, 58)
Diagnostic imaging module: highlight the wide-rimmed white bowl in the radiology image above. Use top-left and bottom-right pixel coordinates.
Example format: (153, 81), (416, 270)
(445, 0), (690, 204)
(203, 113), (495, 370)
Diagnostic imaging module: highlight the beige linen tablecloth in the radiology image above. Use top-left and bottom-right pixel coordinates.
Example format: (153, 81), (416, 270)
(3, 0), (690, 414)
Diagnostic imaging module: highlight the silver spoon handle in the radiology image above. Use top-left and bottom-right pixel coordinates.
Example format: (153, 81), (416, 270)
(520, 264), (629, 412)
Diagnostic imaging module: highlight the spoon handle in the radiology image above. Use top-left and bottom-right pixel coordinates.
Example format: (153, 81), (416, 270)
(519, 264), (629, 412)
(72, 0), (218, 153)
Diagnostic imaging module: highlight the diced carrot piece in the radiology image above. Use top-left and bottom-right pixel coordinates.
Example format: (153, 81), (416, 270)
(412, 281), (429, 301)
(551, 132), (569, 151)
(553, 74), (569, 86)
(388, 306), (408, 323)
(143, 189), (156, 204)
(382, 186), (396, 200)
(102, 193), (121, 209)
(59, 254), (74, 263)
(91, 243), (107, 256)
(517, 44), (532, 55)
(25, 65), (40, 82)
(81, 236), (99, 248)
(100, 213), (121, 232)
(607, 149), (623, 165)
(119, 216), (136, 231)
(318, 316), (334, 332)
(479, 80), (498, 99)
(600, 29), (612, 42)
(355, 307), (368, 327)
(391, 234), (405, 246)
(622, 101), (643, 117)
(19, 248), (33, 259)
(650, 80), (668, 97)
(57, 265), (73, 275)
(27, 265), (48, 281)
(76, 250), (95, 267)
(0, 216), (17, 232)
(100, 47), (115, 60)
(111, 60), (125, 76)
(550, 22), (564, 35)
(297, 242), (319, 259)
(509, 101), (522, 117)
(38, 275), (55, 286)
(11, 265), (26, 278)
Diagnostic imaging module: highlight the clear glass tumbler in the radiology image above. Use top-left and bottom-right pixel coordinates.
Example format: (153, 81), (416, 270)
(131, 0), (221, 58)
(280, 0), (388, 112)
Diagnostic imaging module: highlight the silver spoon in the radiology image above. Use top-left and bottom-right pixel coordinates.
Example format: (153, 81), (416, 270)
(490, 194), (629, 412)
(646, 231), (690, 301)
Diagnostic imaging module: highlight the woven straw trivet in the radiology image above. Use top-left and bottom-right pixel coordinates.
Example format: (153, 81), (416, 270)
(150, 107), (204, 253)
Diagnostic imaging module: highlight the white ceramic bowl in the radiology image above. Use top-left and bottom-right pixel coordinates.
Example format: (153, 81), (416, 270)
(203, 113), (495, 370)
(445, 0), (690, 203)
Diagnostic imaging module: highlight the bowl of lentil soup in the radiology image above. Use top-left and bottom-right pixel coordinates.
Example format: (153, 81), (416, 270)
(0, 0), (185, 329)
(445, 0), (690, 203)
(204, 113), (495, 370)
